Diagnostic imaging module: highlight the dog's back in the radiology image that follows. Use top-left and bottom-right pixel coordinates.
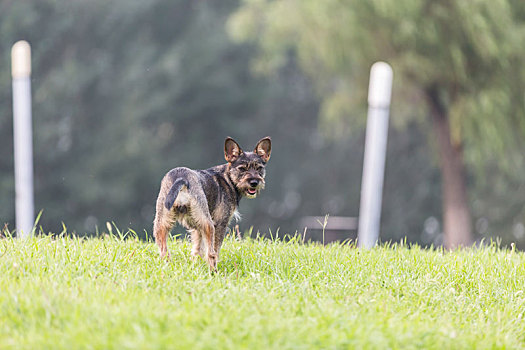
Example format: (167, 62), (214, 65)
(154, 165), (239, 234)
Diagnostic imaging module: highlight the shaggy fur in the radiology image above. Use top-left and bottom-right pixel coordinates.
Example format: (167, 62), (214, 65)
(153, 137), (271, 270)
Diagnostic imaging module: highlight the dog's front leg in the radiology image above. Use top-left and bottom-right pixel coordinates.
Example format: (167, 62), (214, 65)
(213, 224), (228, 263)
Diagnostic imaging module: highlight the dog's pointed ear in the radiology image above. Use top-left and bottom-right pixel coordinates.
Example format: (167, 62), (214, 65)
(225, 137), (243, 163)
(254, 137), (271, 162)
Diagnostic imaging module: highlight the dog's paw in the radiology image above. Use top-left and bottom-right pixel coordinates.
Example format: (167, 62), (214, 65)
(160, 250), (172, 261)
(207, 253), (218, 271)
(191, 249), (203, 260)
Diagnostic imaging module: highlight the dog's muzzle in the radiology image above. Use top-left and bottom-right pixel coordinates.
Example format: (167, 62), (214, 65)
(246, 179), (259, 197)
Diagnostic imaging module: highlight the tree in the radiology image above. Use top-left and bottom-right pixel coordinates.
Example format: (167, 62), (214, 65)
(229, 0), (525, 248)
(3, 0), (522, 247)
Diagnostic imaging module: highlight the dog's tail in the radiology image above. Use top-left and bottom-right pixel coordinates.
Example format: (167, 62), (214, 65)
(165, 178), (190, 210)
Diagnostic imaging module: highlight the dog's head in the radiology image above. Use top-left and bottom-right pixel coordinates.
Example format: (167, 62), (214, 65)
(224, 137), (271, 199)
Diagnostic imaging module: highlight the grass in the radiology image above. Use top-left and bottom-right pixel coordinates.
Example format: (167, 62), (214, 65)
(1, 231), (524, 349)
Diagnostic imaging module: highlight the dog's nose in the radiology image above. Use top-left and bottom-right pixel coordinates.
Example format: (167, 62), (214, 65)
(249, 179), (259, 188)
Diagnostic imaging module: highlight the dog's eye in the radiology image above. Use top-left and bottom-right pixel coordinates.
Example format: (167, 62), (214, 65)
(238, 166), (247, 171)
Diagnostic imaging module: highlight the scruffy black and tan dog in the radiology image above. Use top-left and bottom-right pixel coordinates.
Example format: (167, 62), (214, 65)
(153, 137), (271, 270)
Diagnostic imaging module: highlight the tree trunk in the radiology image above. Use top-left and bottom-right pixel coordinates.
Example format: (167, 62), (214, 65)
(426, 87), (473, 249)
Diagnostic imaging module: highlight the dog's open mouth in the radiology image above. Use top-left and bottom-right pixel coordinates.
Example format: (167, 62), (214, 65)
(247, 188), (257, 196)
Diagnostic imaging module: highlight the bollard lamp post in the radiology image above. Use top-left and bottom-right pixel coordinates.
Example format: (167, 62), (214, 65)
(357, 62), (393, 249)
(11, 40), (35, 238)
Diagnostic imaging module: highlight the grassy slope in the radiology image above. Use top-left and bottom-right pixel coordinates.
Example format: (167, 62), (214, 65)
(1, 234), (524, 349)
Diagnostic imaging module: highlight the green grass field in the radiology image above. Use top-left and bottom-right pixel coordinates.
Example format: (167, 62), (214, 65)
(1, 232), (524, 349)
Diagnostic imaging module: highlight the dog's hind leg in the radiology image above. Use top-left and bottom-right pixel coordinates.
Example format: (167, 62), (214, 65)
(189, 220), (216, 269)
(153, 219), (171, 259)
(190, 229), (203, 259)
(186, 188), (217, 270)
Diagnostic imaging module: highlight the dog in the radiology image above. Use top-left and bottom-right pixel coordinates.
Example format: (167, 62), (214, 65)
(153, 137), (271, 270)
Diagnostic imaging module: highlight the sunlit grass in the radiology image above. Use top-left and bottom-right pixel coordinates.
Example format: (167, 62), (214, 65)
(1, 231), (524, 349)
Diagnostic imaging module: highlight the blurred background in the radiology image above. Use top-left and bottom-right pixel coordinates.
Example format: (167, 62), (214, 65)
(1, 0), (525, 248)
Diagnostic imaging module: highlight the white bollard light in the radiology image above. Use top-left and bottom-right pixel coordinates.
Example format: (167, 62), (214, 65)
(358, 62), (393, 249)
(11, 40), (35, 238)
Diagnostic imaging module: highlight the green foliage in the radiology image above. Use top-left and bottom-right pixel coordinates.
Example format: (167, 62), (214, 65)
(1, 0), (524, 247)
(1, 0), (446, 244)
(229, 0), (525, 160)
(229, 0), (525, 245)
(0, 0), (265, 233)
(1, 233), (525, 348)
